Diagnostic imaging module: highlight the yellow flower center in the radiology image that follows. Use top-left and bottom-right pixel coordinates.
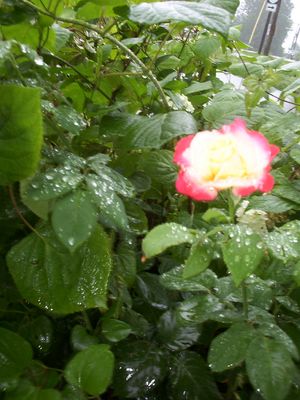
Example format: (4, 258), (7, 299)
(203, 136), (248, 182)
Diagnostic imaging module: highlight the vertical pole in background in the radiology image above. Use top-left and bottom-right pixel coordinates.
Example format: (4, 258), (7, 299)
(258, 11), (273, 53)
(263, 0), (282, 55)
(258, 0), (282, 55)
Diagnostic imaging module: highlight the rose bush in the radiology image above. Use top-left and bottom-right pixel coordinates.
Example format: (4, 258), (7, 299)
(174, 119), (280, 201)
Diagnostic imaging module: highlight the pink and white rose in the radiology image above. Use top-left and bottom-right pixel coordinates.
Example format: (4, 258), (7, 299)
(174, 119), (279, 201)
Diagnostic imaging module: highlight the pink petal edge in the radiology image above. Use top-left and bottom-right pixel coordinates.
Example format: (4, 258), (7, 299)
(176, 171), (218, 201)
(173, 135), (195, 167)
(258, 173), (275, 193)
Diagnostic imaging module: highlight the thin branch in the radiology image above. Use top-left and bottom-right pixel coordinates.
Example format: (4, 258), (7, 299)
(21, 0), (170, 110)
(43, 52), (111, 100)
(265, 90), (300, 107)
(8, 185), (45, 241)
(232, 41), (300, 108)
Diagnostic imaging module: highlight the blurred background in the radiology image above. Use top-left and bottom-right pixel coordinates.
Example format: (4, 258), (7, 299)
(236, 0), (300, 59)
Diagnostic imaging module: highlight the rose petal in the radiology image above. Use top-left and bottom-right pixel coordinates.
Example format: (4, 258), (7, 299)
(270, 144), (280, 159)
(176, 170), (218, 201)
(174, 134), (195, 167)
(258, 173), (275, 192)
(232, 185), (258, 197)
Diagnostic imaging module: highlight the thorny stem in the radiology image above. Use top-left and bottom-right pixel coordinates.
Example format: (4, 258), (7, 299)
(8, 185), (45, 242)
(21, 0), (170, 110)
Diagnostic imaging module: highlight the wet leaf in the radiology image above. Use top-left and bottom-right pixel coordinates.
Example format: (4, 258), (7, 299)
(102, 319), (132, 342)
(157, 310), (201, 351)
(86, 174), (129, 232)
(89, 165), (135, 198)
(265, 221), (300, 263)
(71, 325), (98, 352)
(7, 224), (112, 314)
(208, 322), (256, 372)
(246, 337), (295, 400)
(26, 167), (83, 201)
(5, 379), (62, 400)
(183, 240), (214, 278)
(142, 223), (197, 258)
(0, 328), (32, 383)
(160, 265), (217, 292)
(51, 190), (98, 251)
(168, 351), (222, 400)
(177, 294), (223, 324)
(65, 344), (114, 396)
(135, 273), (171, 310)
(113, 340), (167, 398)
(222, 225), (264, 285)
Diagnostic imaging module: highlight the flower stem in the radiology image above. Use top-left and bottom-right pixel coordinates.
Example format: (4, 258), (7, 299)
(242, 282), (249, 320)
(227, 191), (236, 224)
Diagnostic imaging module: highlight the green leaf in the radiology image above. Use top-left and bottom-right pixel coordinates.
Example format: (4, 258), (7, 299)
(142, 223), (197, 258)
(0, 85), (43, 185)
(202, 88), (246, 126)
(126, 111), (197, 149)
(183, 240), (214, 278)
(293, 260), (300, 285)
(246, 337), (295, 400)
(129, 2), (231, 35)
(168, 351), (222, 400)
(65, 344), (114, 396)
(136, 272), (171, 310)
(177, 294), (223, 324)
(124, 200), (148, 235)
(208, 323), (256, 372)
(222, 225), (264, 286)
(102, 319), (132, 342)
(113, 340), (167, 398)
(272, 184), (300, 205)
(5, 380), (62, 400)
(192, 36), (221, 60)
(71, 325), (98, 352)
(257, 323), (299, 359)
(157, 310), (201, 351)
(7, 224), (112, 314)
(20, 179), (51, 220)
(51, 190), (98, 251)
(103, 111), (197, 149)
(202, 208), (229, 223)
(52, 105), (87, 135)
(61, 385), (87, 400)
(0, 328), (32, 383)
(265, 221), (300, 263)
(201, 0), (240, 14)
(249, 195), (296, 213)
(86, 174), (129, 232)
(138, 150), (177, 187)
(114, 234), (137, 287)
(160, 265), (217, 292)
(87, 165), (135, 198)
(290, 145), (300, 164)
(21, 316), (53, 355)
(25, 167), (83, 201)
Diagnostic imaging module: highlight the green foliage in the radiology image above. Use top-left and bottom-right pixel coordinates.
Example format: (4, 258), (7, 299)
(64, 344), (114, 395)
(1, 1), (300, 399)
(0, 85), (43, 185)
